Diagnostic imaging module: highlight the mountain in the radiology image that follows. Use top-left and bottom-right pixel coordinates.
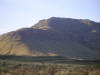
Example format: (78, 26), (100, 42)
(0, 17), (100, 59)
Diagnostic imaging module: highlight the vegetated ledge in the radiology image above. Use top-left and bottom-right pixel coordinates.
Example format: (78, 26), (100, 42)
(0, 55), (100, 64)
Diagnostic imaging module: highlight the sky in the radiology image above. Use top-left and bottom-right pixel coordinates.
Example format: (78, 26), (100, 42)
(0, 0), (100, 34)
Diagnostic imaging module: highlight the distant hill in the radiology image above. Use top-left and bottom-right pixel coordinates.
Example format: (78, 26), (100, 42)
(0, 17), (100, 59)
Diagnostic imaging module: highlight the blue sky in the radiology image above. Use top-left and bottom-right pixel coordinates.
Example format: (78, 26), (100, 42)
(0, 0), (100, 34)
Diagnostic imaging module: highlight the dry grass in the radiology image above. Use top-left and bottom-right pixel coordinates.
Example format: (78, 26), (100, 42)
(0, 60), (100, 75)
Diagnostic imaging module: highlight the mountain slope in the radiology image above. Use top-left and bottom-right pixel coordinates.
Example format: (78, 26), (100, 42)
(0, 17), (100, 59)
(33, 17), (100, 50)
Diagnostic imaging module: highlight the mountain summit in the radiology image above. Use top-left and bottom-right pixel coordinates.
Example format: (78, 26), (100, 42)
(0, 17), (100, 59)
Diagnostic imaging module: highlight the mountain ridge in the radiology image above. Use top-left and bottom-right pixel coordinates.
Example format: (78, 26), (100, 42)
(0, 17), (100, 59)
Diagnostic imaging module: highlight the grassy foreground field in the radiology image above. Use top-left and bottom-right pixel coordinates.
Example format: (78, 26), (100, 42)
(0, 55), (100, 75)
